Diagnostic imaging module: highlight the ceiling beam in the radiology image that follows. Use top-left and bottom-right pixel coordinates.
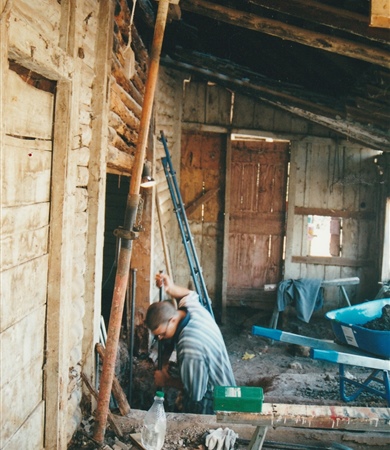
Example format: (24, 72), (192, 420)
(179, 0), (390, 69)
(248, 0), (390, 44)
(161, 53), (390, 150)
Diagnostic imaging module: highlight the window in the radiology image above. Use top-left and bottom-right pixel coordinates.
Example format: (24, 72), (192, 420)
(308, 215), (342, 257)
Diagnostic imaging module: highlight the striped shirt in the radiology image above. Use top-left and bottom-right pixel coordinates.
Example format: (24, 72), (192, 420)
(174, 291), (236, 413)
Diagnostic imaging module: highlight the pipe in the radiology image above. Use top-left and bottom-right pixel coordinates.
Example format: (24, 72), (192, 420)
(158, 270), (163, 371)
(93, 0), (170, 442)
(128, 268), (137, 404)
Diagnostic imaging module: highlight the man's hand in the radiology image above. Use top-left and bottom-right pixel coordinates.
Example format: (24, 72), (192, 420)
(155, 272), (191, 300)
(154, 365), (170, 387)
(155, 272), (173, 293)
(154, 365), (183, 390)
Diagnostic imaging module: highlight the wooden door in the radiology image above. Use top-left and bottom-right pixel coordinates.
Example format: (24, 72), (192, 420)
(1, 68), (54, 448)
(227, 139), (289, 305)
(180, 131), (226, 302)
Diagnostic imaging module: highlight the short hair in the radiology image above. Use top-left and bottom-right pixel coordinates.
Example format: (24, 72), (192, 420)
(145, 300), (176, 332)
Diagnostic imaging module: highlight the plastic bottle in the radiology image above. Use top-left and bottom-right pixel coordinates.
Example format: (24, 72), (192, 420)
(141, 391), (167, 450)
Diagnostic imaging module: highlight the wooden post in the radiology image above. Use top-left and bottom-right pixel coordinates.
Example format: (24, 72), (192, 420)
(93, 0), (170, 443)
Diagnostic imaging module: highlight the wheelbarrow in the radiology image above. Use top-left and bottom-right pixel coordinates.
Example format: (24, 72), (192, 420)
(253, 299), (390, 406)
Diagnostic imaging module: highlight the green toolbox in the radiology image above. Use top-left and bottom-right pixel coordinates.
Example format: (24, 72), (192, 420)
(214, 386), (264, 413)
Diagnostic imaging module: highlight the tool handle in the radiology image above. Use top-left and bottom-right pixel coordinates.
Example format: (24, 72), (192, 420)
(158, 269), (163, 370)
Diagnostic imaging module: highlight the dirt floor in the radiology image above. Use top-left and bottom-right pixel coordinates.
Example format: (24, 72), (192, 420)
(69, 305), (390, 450)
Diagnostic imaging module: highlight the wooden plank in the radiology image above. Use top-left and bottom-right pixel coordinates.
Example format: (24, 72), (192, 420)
(248, 426), (268, 450)
(250, 0), (390, 44)
(217, 404), (390, 431)
(81, 372), (123, 438)
(4, 69), (54, 138)
(3, 135), (52, 206)
(8, 6), (73, 79)
(182, 81), (206, 123)
(1, 202), (50, 236)
(13, 0), (61, 38)
(205, 83), (231, 126)
(221, 136), (232, 322)
(185, 187), (220, 217)
(180, 0), (390, 69)
(2, 401), (44, 450)
(0, 256), (49, 332)
(1, 305), (45, 388)
(1, 354), (44, 446)
(1, 226), (49, 271)
(156, 192), (173, 277)
(292, 256), (373, 267)
(294, 206), (375, 219)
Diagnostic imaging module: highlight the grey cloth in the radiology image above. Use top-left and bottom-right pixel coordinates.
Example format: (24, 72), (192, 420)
(277, 278), (324, 323)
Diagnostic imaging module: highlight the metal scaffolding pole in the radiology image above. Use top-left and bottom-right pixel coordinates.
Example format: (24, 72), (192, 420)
(93, 0), (170, 442)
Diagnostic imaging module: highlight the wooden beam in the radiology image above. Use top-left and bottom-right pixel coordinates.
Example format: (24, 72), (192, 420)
(180, 0), (390, 69)
(217, 403), (390, 432)
(248, 0), (390, 45)
(371, 0), (390, 28)
(156, 192), (173, 277)
(294, 206), (376, 220)
(161, 54), (390, 150)
(185, 187), (219, 217)
(95, 344), (131, 416)
(291, 255), (374, 268)
(81, 372), (123, 438)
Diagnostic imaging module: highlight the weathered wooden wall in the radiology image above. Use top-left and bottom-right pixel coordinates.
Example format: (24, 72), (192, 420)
(153, 68), (186, 289)
(1, 0), (113, 448)
(285, 139), (382, 307)
(169, 79), (385, 312)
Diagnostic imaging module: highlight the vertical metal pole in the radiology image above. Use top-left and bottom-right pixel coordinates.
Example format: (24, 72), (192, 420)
(128, 268), (137, 404)
(93, 0), (170, 442)
(158, 270), (163, 371)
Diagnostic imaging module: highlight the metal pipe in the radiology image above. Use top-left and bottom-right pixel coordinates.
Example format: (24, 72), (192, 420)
(128, 268), (137, 404)
(158, 270), (163, 371)
(93, 0), (170, 442)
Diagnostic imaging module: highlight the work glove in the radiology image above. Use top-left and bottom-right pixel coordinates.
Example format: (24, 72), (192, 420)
(223, 428), (238, 450)
(205, 427), (238, 450)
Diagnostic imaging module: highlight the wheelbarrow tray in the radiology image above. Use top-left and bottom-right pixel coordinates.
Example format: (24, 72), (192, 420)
(325, 298), (390, 359)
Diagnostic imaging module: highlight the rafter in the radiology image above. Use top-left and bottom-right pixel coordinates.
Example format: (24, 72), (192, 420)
(179, 0), (390, 69)
(161, 51), (390, 150)
(248, 0), (390, 44)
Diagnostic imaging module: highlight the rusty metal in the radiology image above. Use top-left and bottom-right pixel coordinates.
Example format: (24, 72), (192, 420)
(93, 0), (170, 442)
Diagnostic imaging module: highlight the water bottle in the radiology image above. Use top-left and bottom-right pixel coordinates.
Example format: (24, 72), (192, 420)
(141, 391), (167, 450)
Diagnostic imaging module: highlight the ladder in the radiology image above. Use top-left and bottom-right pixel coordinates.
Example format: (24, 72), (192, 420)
(159, 131), (214, 318)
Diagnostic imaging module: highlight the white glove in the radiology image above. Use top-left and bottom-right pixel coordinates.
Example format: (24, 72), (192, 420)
(205, 428), (224, 450)
(223, 428), (238, 450)
(205, 428), (238, 450)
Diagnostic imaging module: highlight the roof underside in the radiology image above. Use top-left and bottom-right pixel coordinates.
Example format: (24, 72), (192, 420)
(134, 0), (390, 150)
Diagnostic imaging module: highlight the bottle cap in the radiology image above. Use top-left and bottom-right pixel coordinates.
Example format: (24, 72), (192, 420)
(156, 391), (164, 398)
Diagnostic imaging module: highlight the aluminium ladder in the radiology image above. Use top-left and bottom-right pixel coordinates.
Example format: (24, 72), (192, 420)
(159, 130), (214, 319)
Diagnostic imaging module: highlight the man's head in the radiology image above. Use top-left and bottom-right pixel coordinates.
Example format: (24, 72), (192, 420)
(145, 300), (179, 340)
